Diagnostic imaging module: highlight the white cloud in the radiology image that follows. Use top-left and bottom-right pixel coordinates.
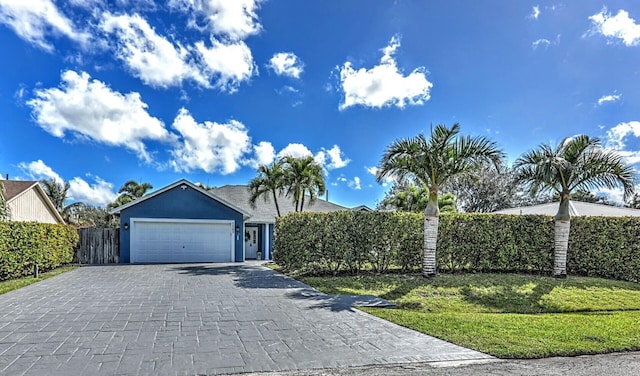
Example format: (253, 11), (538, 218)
(530, 5), (540, 20)
(0, 0), (90, 51)
(18, 160), (63, 184)
(338, 35), (433, 110)
(194, 39), (256, 92)
(268, 52), (304, 79)
(589, 7), (640, 46)
(605, 121), (640, 150)
(100, 13), (207, 88)
(27, 70), (174, 162)
(170, 108), (252, 174)
(532, 39), (551, 49)
(18, 160), (117, 206)
(366, 166), (395, 187)
(276, 143), (314, 160)
(168, 0), (262, 40)
(247, 141), (276, 168)
(348, 176), (361, 190)
(68, 176), (117, 206)
(597, 93), (621, 106)
(322, 145), (350, 170)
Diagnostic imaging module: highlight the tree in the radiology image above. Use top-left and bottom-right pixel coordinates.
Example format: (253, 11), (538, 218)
(65, 202), (115, 227)
(248, 161), (286, 217)
(378, 183), (457, 213)
(514, 135), (635, 277)
(0, 181), (10, 221)
(40, 178), (70, 213)
(376, 123), (503, 277)
(627, 193), (640, 209)
(282, 156), (326, 212)
(108, 180), (153, 210)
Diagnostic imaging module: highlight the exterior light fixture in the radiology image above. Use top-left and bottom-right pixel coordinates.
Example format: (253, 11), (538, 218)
(235, 225), (240, 233)
(124, 223), (129, 230)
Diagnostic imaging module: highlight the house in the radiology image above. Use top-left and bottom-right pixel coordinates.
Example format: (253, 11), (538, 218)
(0, 180), (65, 224)
(110, 179), (352, 264)
(493, 201), (640, 217)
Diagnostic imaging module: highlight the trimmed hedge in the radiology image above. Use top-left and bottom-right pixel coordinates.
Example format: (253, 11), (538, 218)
(0, 222), (79, 281)
(274, 212), (640, 282)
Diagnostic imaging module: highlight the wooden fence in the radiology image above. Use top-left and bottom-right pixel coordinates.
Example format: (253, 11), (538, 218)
(76, 227), (120, 264)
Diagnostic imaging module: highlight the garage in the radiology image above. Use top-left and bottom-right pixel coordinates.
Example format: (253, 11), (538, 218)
(110, 180), (249, 263)
(130, 219), (234, 263)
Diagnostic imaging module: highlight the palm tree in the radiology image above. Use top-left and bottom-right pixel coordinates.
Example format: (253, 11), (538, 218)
(514, 135), (635, 277)
(282, 156), (326, 212)
(40, 178), (70, 213)
(118, 180), (153, 201)
(248, 161), (286, 217)
(376, 123), (504, 278)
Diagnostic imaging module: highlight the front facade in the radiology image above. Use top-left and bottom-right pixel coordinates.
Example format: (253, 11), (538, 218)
(111, 179), (355, 264)
(1, 180), (64, 224)
(112, 180), (248, 263)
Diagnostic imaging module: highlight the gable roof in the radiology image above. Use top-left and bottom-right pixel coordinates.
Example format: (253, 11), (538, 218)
(210, 185), (350, 223)
(493, 201), (640, 217)
(1, 180), (66, 224)
(109, 179), (251, 218)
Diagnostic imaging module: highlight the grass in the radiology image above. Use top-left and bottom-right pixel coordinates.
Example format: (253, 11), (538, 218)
(0, 265), (78, 295)
(298, 273), (640, 358)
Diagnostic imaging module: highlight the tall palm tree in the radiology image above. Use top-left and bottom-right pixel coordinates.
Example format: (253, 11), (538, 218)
(376, 123), (504, 278)
(118, 180), (153, 201)
(282, 156), (326, 212)
(248, 161), (286, 217)
(40, 178), (70, 212)
(514, 135), (635, 277)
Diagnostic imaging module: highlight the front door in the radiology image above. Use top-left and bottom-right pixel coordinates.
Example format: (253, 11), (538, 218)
(245, 226), (258, 259)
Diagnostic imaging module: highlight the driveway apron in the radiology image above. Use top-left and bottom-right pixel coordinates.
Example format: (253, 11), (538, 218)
(0, 264), (492, 375)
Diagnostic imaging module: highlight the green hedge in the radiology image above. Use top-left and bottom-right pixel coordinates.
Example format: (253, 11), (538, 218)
(274, 212), (640, 282)
(0, 222), (79, 281)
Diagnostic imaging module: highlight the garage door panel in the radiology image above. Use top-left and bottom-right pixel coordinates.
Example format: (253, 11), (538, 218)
(132, 220), (233, 263)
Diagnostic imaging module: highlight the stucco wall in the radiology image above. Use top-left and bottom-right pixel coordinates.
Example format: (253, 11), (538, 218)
(119, 185), (244, 263)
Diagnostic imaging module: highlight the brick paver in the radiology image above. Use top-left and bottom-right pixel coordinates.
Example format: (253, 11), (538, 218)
(0, 263), (492, 375)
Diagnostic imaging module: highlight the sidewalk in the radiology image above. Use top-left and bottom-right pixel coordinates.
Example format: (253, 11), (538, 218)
(237, 351), (640, 376)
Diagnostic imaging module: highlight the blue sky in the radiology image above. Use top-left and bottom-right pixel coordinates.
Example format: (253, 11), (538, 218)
(2, 0), (640, 209)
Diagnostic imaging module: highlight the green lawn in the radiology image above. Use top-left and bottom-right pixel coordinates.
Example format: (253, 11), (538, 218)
(299, 273), (640, 358)
(0, 265), (78, 295)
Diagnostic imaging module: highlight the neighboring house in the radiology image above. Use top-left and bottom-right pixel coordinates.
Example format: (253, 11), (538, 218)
(0, 180), (65, 224)
(109, 179), (353, 264)
(493, 201), (640, 217)
(351, 205), (373, 212)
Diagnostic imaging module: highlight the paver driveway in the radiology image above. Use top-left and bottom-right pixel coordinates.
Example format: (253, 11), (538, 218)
(0, 263), (492, 375)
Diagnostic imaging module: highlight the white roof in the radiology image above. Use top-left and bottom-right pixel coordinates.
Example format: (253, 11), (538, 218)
(493, 201), (640, 217)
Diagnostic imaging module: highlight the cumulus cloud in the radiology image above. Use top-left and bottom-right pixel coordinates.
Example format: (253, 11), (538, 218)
(194, 39), (257, 92)
(0, 0), (90, 51)
(168, 0), (262, 40)
(589, 7), (640, 46)
(18, 160), (63, 183)
(597, 93), (622, 106)
(268, 52), (304, 79)
(605, 121), (640, 164)
(348, 176), (361, 190)
(18, 160), (117, 206)
(100, 13), (207, 88)
(338, 35), (433, 110)
(170, 108), (252, 174)
(246, 141), (276, 168)
(27, 70), (174, 162)
(366, 166), (395, 187)
(315, 145), (350, 170)
(530, 6), (540, 20)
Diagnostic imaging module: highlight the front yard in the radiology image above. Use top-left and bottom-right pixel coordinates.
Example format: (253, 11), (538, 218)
(0, 265), (78, 295)
(297, 273), (640, 358)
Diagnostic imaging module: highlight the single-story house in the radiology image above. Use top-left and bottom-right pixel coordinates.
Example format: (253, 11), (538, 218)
(493, 201), (640, 217)
(110, 179), (352, 264)
(1, 180), (65, 224)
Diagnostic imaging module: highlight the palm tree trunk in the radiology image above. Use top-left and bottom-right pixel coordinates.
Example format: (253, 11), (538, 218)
(272, 190), (281, 217)
(423, 215), (438, 278)
(553, 219), (570, 278)
(300, 195), (305, 212)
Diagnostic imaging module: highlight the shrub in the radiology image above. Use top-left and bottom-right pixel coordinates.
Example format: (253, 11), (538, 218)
(0, 222), (78, 281)
(274, 211), (640, 282)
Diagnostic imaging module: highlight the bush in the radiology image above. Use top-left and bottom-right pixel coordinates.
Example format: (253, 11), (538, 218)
(274, 211), (640, 283)
(0, 222), (79, 281)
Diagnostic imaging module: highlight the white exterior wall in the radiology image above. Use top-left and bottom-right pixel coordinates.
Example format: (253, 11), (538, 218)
(8, 188), (61, 224)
